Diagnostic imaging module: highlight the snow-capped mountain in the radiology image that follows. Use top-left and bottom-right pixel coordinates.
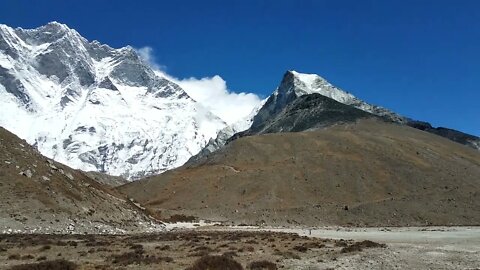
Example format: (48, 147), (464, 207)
(188, 69), (479, 163)
(0, 22), (227, 180)
(251, 70), (405, 131)
(245, 70), (480, 149)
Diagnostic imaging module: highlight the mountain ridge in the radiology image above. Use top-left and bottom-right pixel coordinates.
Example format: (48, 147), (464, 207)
(189, 70), (479, 163)
(0, 22), (229, 180)
(1, 22), (478, 181)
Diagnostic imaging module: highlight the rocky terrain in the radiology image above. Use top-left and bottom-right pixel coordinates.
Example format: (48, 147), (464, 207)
(0, 127), (162, 234)
(120, 119), (480, 227)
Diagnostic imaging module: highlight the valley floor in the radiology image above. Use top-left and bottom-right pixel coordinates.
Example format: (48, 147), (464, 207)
(0, 226), (478, 269)
(213, 226), (480, 269)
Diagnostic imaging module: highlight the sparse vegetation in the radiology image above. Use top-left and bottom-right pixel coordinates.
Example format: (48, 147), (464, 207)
(109, 250), (172, 266)
(9, 259), (77, 270)
(39, 245), (51, 251)
(341, 240), (386, 253)
(247, 260), (278, 270)
(273, 250), (301, 260)
(0, 231), (389, 269)
(155, 244), (170, 250)
(163, 214), (196, 223)
(20, 255), (34, 260)
(292, 245), (308, 252)
(186, 255), (244, 270)
(8, 254), (21, 260)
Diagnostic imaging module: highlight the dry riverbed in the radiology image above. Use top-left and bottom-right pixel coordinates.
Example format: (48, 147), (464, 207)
(0, 226), (478, 269)
(210, 226), (480, 269)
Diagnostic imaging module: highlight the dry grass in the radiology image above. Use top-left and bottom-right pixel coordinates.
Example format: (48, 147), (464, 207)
(163, 214), (196, 223)
(0, 231), (384, 269)
(8, 259), (77, 270)
(247, 260), (277, 270)
(186, 255), (244, 270)
(341, 240), (386, 253)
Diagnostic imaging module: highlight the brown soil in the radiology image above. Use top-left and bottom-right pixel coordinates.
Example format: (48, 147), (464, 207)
(0, 127), (159, 233)
(119, 119), (480, 226)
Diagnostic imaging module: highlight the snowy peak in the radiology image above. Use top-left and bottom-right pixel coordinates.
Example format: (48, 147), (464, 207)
(283, 70), (357, 104)
(0, 22), (227, 180)
(290, 70), (327, 90)
(246, 70), (480, 150)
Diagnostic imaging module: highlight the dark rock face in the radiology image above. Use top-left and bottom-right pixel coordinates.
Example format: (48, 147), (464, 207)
(407, 120), (480, 149)
(109, 50), (152, 86)
(0, 67), (31, 107)
(250, 71), (298, 130)
(240, 93), (380, 137)
(98, 77), (118, 91)
(35, 51), (70, 82)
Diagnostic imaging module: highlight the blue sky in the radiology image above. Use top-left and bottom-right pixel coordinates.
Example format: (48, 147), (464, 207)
(1, 0), (479, 135)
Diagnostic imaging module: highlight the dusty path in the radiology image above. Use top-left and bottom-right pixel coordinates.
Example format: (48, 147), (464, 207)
(267, 226), (480, 249)
(198, 226), (480, 269)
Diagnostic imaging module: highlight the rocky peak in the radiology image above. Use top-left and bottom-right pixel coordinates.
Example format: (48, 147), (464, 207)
(37, 21), (71, 36)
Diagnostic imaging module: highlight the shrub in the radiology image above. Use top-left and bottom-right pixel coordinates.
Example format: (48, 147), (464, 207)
(163, 214), (196, 223)
(341, 240), (386, 253)
(292, 245), (308, 252)
(247, 260), (277, 270)
(272, 250), (300, 260)
(155, 245), (170, 251)
(9, 259), (77, 270)
(109, 251), (172, 266)
(39, 245), (51, 251)
(222, 251), (238, 258)
(20, 255), (34, 260)
(8, 254), (20, 260)
(186, 255), (244, 270)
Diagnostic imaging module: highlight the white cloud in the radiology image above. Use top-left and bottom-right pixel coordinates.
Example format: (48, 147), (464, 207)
(175, 76), (262, 125)
(136, 46), (262, 125)
(136, 46), (167, 71)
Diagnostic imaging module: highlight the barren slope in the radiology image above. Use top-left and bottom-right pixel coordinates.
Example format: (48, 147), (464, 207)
(120, 119), (480, 226)
(0, 127), (160, 234)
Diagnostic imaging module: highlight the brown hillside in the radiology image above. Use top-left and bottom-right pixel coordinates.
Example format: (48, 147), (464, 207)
(0, 127), (159, 233)
(119, 119), (480, 227)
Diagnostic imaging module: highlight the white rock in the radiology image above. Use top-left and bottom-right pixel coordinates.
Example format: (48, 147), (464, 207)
(19, 169), (33, 178)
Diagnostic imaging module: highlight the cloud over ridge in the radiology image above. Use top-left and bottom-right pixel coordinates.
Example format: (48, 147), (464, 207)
(137, 46), (262, 125)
